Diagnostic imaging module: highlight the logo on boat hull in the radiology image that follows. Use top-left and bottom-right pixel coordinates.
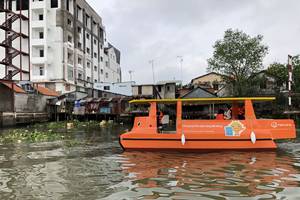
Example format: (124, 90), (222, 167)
(224, 121), (246, 136)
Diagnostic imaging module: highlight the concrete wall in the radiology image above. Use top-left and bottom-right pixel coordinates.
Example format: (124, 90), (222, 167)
(132, 85), (154, 96)
(162, 84), (176, 99)
(192, 73), (223, 87)
(0, 84), (13, 112)
(14, 93), (50, 113)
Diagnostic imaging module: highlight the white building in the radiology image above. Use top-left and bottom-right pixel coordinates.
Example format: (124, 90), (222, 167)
(94, 81), (135, 96)
(0, 0), (121, 95)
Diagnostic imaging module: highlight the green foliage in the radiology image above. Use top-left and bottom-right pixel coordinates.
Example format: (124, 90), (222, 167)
(292, 55), (300, 93)
(267, 62), (288, 89)
(207, 29), (269, 96)
(0, 120), (107, 144)
(0, 129), (68, 143)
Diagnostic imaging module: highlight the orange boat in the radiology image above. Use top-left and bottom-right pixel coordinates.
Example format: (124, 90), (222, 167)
(119, 97), (296, 151)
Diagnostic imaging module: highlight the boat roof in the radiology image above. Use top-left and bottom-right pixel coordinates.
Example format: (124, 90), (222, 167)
(129, 97), (275, 104)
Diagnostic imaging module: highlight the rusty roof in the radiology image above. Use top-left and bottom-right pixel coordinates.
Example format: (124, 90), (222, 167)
(35, 85), (59, 97)
(0, 82), (26, 93)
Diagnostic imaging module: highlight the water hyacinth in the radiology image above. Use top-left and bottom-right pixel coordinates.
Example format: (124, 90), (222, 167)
(0, 120), (110, 144)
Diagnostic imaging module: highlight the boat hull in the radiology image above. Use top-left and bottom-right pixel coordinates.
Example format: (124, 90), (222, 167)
(120, 136), (277, 151)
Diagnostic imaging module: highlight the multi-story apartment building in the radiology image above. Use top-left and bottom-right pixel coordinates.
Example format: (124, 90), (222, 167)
(0, 0), (121, 95)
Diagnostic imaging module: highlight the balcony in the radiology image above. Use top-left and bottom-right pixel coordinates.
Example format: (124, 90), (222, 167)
(31, 38), (46, 46)
(31, 20), (46, 28)
(31, 57), (46, 64)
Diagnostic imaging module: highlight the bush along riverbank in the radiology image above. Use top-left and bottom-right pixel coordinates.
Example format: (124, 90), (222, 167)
(0, 120), (116, 144)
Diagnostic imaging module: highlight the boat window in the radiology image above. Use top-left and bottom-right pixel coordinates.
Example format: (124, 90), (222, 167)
(253, 102), (273, 119)
(182, 104), (210, 120)
(130, 104), (150, 117)
(182, 102), (244, 120)
(157, 103), (176, 133)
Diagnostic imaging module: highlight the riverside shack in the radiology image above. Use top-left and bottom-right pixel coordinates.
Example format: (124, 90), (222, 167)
(0, 80), (59, 127)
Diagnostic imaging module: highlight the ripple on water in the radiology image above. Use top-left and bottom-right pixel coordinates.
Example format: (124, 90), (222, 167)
(0, 127), (300, 199)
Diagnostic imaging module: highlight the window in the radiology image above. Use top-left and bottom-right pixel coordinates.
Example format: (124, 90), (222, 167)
(67, 19), (72, 26)
(39, 66), (44, 76)
(157, 85), (162, 92)
(94, 39), (97, 45)
(105, 61), (108, 67)
(104, 86), (110, 90)
(51, 0), (58, 8)
(16, 0), (29, 10)
(94, 79), (97, 83)
(86, 15), (90, 27)
(94, 66), (97, 71)
(39, 32), (44, 39)
(68, 68), (74, 80)
(78, 42), (82, 49)
(87, 62), (90, 68)
(100, 56), (103, 62)
(78, 57), (82, 65)
(77, 6), (82, 20)
(77, 26), (82, 33)
(105, 72), (108, 78)
(39, 14), (43, 21)
(78, 73), (82, 80)
(94, 52), (97, 58)
(86, 33), (90, 39)
(167, 86), (170, 91)
(100, 69), (103, 74)
(66, 0), (70, 11)
(213, 83), (219, 90)
(39, 49), (44, 57)
(138, 86), (142, 95)
(86, 48), (90, 54)
(67, 35), (72, 43)
(87, 76), (91, 82)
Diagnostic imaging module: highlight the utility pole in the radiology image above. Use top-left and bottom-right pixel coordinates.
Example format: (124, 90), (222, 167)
(288, 55), (293, 110)
(177, 56), (183, 83)
(128, 70), (134, 82)
(149, 60), (155, 84)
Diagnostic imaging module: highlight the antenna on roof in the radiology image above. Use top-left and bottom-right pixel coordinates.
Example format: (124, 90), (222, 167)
(149, 60), (155, 84)
(177, 56), (183, 83)
(128, 70), (134, 82)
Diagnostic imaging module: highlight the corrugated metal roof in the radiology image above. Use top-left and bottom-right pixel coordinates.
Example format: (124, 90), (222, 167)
(1, 82), (26, 93)
(35, 85), (59, 97)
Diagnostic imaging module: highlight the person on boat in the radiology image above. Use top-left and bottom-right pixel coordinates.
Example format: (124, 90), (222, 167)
(238, 105), (245, 120)
(224, 105), (232, 120)
(215, 109), (225, 120)
(157, 111), (164, 126)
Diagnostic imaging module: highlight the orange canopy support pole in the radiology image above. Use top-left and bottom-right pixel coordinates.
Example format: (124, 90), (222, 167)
(177, 101), (182, 133)
(232, 101), (238, 120)
(148, 102), (157, 129)
(245, 100), (256, 120)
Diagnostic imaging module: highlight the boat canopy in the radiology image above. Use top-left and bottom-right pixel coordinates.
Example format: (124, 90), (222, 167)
(129, 97), (275, 104)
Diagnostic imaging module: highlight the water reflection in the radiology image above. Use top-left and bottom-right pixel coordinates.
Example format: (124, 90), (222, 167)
(107, 151), (300, 199)
(0, 125), (299, 200)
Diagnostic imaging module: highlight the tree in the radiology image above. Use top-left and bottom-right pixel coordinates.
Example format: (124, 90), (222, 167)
(267, 62), (288, 90)
(292, 55), (300, 93)
(207, 29), (269, 96)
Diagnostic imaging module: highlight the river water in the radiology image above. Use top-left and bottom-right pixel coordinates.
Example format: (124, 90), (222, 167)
(0, 125), (300, 200)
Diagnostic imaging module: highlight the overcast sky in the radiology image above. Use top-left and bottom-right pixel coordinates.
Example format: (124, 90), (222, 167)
(87, 0), (300, 84)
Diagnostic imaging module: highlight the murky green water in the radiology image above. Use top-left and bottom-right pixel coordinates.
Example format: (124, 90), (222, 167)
(0, 125), (300, 200)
